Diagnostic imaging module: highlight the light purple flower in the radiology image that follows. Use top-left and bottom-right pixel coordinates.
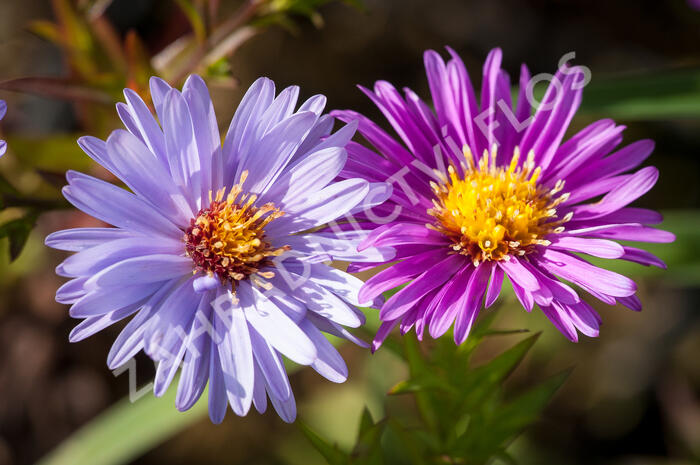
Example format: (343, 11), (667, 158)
(0, 100), (6, 157)
(332, 48), (674, 349)
(46, 76), (391, 423)
(688, 0), (700, 10)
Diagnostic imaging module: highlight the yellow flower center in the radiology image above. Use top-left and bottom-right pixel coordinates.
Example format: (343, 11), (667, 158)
(428, 146), (571, 265)
(184, 171), (288, 286)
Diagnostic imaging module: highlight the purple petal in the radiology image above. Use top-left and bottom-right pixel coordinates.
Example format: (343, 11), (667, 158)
(243, 282), (316, 365)
(249, 327), (291, 401)
(63, 171), (182, 238)
(45, 227), (134, 252)
(380, 254), (465, 321)
(547, 236), (625, 259)
(454, 263), (491, 344)
(572, 166), (659, 220)
(428, 265), (474, 339)
(536, 248), (637, 297)
(237, 111), (317, 195)
(217, 286), (254, 416)
(300, 319), (348, 383)
(84, 254), (193, 289)
(359, 248), (448, 302)
(485, 264), (504, 308)
(70, 283), (159, 318)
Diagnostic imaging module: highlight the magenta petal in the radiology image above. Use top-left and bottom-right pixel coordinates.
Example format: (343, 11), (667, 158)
(372, 319), (400, 353)
(380, 254), (465, 321)
(454, 263), (491, 344)
(536, 248), (637, 298)
(498, 256), (540, 291)
(485, 264), (504, 308)
(540, 304), (578, 342)
(547, 236), (625, 259)
(359, 248), (448, 303)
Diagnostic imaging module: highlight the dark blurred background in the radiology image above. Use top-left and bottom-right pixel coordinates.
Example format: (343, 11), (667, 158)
(0, 1), (699, 464)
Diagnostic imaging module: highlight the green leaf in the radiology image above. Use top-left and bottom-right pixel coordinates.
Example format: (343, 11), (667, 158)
(0, 213), (38, 261)
(387, 375), (458, 396)
(0, 173), (21, 199)
(35, 385), (208, 465)
(175, 0), (207, 44)
(384, 419), (428, 465)
(350, 411), (384, 465)
(298, 421), (348, 465)
(579, 68), (700, 120)
(495, 368), (571, 433)
(356, 407), (375, 439)
(458, 333), (541, 411)
(37, 334), (348, 465)
(5, 134), (95, 173)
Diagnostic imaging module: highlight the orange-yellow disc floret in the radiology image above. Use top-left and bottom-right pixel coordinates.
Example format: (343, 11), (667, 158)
(184, 171), (288, 288)
(428, 146), (572, 265)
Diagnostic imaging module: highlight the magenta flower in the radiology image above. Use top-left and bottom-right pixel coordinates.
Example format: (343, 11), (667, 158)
(0, 100), (6, 157)
(333, 48), (674, 350)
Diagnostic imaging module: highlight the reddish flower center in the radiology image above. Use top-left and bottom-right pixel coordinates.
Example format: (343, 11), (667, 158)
(184, 172), (288, 286)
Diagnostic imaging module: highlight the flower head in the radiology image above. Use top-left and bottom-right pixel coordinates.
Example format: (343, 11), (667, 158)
(0, 100), (6, 157)
(47, 76), (391, 423)
(332, 48), (675, 349)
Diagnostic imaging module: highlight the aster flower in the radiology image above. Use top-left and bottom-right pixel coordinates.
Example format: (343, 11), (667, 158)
(332, 48), (674, 350)
(46, 76), (391, 423)
(0, 100), (6, 157)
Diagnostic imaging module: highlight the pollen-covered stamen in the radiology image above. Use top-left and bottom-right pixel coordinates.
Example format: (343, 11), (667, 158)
(184, 171), (288, 287)
(428, 145), (572, 264)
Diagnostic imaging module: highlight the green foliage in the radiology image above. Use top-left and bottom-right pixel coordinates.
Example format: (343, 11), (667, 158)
(0, 212), (38, 261)
(580, 69), (700, 120)
(588, 210), (700, 286)
(301, 312), (570, 465)
(35, 381), (209, 465)
(258, 0), (363, 29)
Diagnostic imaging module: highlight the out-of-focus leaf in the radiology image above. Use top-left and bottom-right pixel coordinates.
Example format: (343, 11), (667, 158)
(27, 20), (63, 45)
(88, 15), (128, 74)
(175, 0), (207, 44)
(51, 0), (99, 77)
(125, 31), (155, 94)
(202, 26), (259, 68)
(495, 369), (571, 434)
(0, 173), (21, 198)
(0, 213), (38, 261)
(298, 421), (348, 465)
(38, 332), (349, 465)
(458, 333), (540, 411)
(0, 78), (111, 104)
(356, 407), (374, 439)
(350, 409), (384, 465)
(402, 336), (439, 431)
(85, 0), (115, 19)
(259, 0), (363, 30)
(384, 419), (428, 465)
(36, 384), (209, 465)
(36, 170), (72, 189)
(388, 375), (458, 396)
(580, 69), (700, 119)
(6, 134), (95, 173)
(458, 369), (571, 460)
